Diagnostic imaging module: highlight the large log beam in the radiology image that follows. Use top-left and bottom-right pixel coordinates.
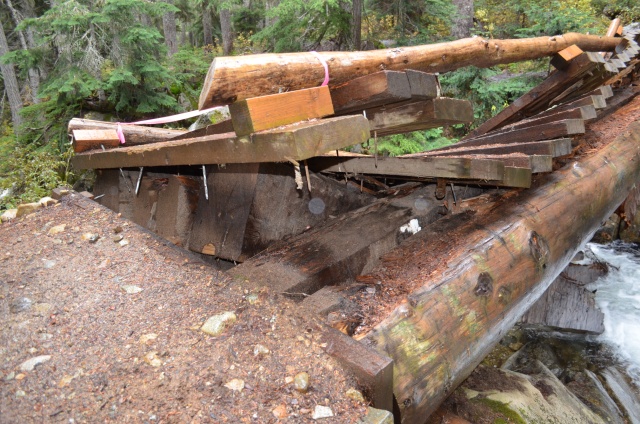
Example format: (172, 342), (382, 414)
(199, 34), (622, 108)
(358, 118), (640, 422)
(68, 118), (186, 145)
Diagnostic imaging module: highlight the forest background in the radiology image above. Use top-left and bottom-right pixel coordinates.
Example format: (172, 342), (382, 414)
(0, 0), (638, 209)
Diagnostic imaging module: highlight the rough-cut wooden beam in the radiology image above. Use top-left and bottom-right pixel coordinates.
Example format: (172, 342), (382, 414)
(550, 44), (584, 70)
(366, 98), (474, 137)
(230, 86), (334, 136)
(330, 71), (412, 113)
(502, 106), (597, 131)
(550, 94), (607, 111)
(407, 138), (573, 159)
(434, 119), (584, 152)
(72, 129), (120, 153)
(358, 119), (640, 422)
(464, 49), (602, 138)
(320, 326), (394, 412)
(68, 118), (186, 145)
(406, 70), (440, 99)
(308, 155), (504, 181)
(199, 34), (622, 108)
(447, 154), (552, 173)
(71, 115), (370, 170)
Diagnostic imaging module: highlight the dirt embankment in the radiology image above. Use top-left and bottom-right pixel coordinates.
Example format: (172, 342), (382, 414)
(0, 194), (368, 423)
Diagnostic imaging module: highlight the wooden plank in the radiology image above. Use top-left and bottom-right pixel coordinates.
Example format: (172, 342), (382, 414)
(520, 270), (605, 334)
(408, 138), (573, 159)
(464, 50), (602, 138)
(503, 166), (532, 188)
(501, 106), (596, 131)
(445, 154), (552, 173)
(550, 94), (606, 111)
(72, 129), (120, 153)
(331, 70), (411, 113)
(435, 119), (584, 152)
(308, 155), (504, 181)
(550, 44), (584, 71)
(71, 115), (370, 170)
(229, 86), (334, 136)
(405, 70), (440, 99)
(320, 326), (394, 412)
(366, 98), (474, 137)
(170, 119), (235, 140)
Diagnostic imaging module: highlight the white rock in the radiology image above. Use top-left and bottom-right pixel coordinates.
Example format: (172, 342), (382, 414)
(16, 202), (42, 218)
(399, 218), (421, 234)
(19, 355), (51, 371)
(121, 285), (143, 294)
(224, 378), (245, 392)
(39, 197), (59, 207)
(1, 209), (17, 222)
(143, 352), (162, 367)
(312, 405), (334, 420)
(200, 312), (237, 336)
(48, 224), (66, 235)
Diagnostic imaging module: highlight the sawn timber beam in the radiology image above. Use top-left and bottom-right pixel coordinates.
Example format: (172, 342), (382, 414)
(71, 115), (370, 170)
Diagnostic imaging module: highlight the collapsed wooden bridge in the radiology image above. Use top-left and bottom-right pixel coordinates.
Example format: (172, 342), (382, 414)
(70, 21), (640, 423)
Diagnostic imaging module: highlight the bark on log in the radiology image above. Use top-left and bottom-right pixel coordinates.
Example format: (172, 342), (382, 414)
(199, 33), (622, 108)
(358, 118), (640, 422)
(68, 118), (186, 145)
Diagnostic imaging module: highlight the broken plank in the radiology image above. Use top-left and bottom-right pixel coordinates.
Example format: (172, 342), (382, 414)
(464, 50), (603, 138)
(405, 70), (440, 99)
(366, 98), (473, 137)
(71, 115), (370, 170)
(407, 138), (573, 159)
(331, 70), (412, 113)
(435, 119), (584, 152)
(320, 326), (394, 412)
(72, 129), (120, 153)
(229, 86), (334, 136)
(68, 118), (186, 145)
(307, 155), (504, 181)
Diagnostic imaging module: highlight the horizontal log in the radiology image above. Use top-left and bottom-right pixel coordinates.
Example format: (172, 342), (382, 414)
(199, 34), (622, 108)
(230, 86), (334, 136)
(68, 118), (186, 145)
(71, 115), (370, 170)
(358, 118), (640, 422)
(366, 98), (474, 137)
(308, 155), (505, 181)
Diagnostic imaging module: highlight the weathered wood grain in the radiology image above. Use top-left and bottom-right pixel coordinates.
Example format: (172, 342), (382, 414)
(229, 86), (334, 136)
(330, 71), (412, 113)
(406, 138), (573, 159)
(357, 119), (640, 422)
(68, 118), (186, 145)
(199, 34), (622, 107)
(71, 115), (370, 170)
(72, 129), (120, 153)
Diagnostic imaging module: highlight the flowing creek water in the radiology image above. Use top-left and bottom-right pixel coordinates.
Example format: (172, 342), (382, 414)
(588, 242), (640, 385)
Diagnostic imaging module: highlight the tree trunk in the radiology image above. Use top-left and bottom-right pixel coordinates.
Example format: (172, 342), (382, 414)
(358, 116), (640, 421)
(202, 2), (213, 46)
(219, 8), (233, 55)
(67, 118), (187, 145)
(352, 0), (362, 50)
(5, 0), (40, 104)
(198, 32), (622, 107)
(0, 19), (23, 131)
(451, 0), (474, 39)
(162, 0), (178, 57)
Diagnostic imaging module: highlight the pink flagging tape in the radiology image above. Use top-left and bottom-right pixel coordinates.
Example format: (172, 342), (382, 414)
(116, 106), (224, 144)
(310, 51), (330, 87)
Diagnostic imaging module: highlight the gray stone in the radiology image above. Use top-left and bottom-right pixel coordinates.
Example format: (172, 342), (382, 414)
(19, 355), (52, 372)
(592, 213), (621, 243)
(602, 367), (640, 424)
(200, 312), (237, 336)
(10, 297), (32, 313)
